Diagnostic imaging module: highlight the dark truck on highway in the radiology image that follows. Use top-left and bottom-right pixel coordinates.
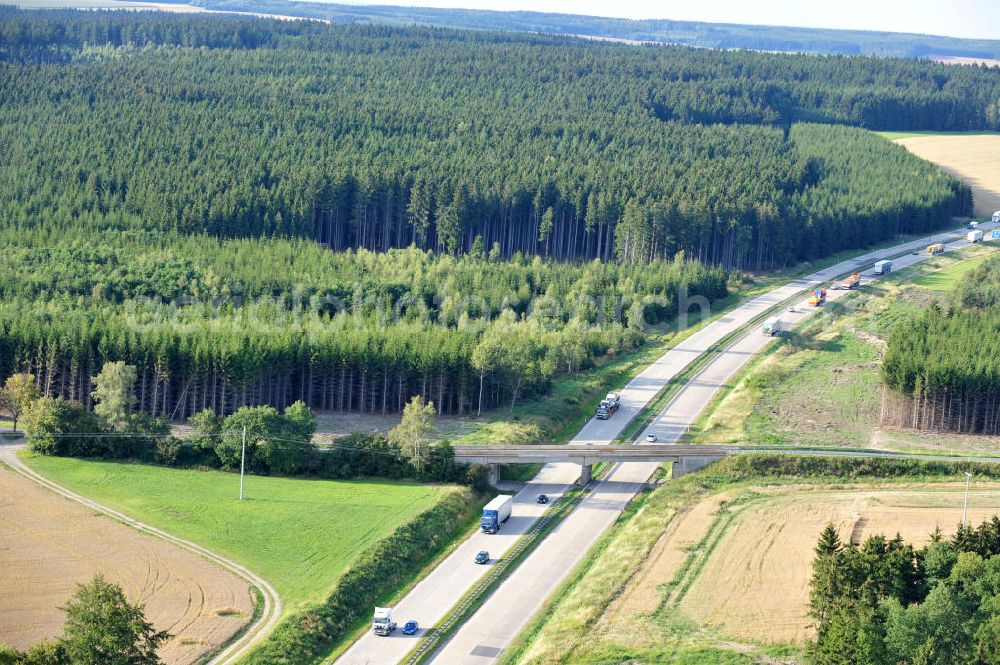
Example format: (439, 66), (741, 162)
(595, 392), (621, 419)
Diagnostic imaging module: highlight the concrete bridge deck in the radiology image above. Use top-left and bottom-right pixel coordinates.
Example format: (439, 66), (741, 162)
(451, 443), (733, 464)
(452, 444), (731, 483)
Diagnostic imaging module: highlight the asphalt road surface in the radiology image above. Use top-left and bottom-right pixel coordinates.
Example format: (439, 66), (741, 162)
(337, 223), (996, 665)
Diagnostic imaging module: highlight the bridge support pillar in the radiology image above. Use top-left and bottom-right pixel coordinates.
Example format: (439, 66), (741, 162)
(671, 456), (723, 479)
(489, 463), (500, 486)
(579, 464), (592, 485)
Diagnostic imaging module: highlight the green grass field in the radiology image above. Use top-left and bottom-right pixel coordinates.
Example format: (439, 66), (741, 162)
(911, 249), (996, 291)
(20, 453), (452, 612)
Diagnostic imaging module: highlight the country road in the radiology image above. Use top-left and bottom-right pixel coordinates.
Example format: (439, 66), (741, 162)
(0, 441), (283, 665)
(336, 221), (998, 665)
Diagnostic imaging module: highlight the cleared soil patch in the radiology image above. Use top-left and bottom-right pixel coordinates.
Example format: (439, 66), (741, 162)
(895, 134), (1000, 216)
(679, 484), (1000, 644)
(0, 463), (252, 664)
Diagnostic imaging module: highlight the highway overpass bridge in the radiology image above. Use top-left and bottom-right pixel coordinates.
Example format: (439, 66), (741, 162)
(452, 444), (731, 484)
(452, 444), (1000, 485)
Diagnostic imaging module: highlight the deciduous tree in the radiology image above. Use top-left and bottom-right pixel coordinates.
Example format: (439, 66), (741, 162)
(388, 396), (436, 473)
(61, 575), (169, 665)
(0, 373), (40, 433)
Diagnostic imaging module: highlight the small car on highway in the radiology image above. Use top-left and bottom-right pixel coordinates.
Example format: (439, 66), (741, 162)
(475, 550), (490, 564)
(645, 433), (658, 442)
(402, 620), (419, 635)
(536, 494), (549, 504)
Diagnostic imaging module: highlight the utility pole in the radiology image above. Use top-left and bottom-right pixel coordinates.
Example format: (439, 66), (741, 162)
(963, 471), (972, 528)
(240, 425), (247, 501)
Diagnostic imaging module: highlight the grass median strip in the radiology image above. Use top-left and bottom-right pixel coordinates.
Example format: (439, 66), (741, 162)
(614, 289), (813, 445)
(404, 486), (585, 665)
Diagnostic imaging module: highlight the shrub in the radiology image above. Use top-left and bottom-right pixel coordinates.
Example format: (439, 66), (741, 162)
(716, 454), (1000, 482)
(188, 408), (222, 451)
(22, 397), (101, 457)
(0, 644), (18, 665)
(154, 436), (182, 466)
(465, 463), (491, 492)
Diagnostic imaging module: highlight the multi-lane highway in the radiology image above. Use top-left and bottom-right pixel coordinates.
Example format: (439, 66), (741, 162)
(337, 223), (996, 665)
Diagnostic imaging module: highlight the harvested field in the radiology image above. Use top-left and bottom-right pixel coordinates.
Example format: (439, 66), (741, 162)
(894, 133), (1000, 216)
(0, 463), (253, 664)
(598, 491), (730, 632)
(931, 56), (1000, 68)
(677, 484), (1000, 644)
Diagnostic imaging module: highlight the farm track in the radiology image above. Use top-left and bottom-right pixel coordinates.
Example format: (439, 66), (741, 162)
(0, 441), (282, 665)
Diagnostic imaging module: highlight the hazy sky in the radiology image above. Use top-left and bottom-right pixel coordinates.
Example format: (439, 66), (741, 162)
(340, 0), (1000, 40)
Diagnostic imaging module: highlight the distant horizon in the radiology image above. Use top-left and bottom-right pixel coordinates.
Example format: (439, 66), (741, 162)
(316, 0), (1000, 41)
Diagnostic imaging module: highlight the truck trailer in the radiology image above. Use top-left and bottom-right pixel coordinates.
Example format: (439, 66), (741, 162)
(595, 392), (621, 420)
(873, 260), (892, 275)
(835, 272), (861, 290)
(762, 317), (785, 336)
(968, 230), (984, 243)
(372, 607), (396, 636)
(927, 243), (945, 255)
(481, 495), (513, 534)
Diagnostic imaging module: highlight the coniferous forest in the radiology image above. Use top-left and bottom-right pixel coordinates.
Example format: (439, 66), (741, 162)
(881, 256), (1000, 435)
(0, 8), (990, 417)
(809, 518), (1000, 665)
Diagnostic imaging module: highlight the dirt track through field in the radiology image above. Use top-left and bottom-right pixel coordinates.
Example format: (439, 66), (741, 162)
(598, 493), (730, 629)
(895, 134), (1000, 216)
(677, 484), (1000, 644)
(0, 455), (254, 664)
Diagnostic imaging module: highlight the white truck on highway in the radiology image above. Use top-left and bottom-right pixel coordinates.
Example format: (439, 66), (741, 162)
(873, 260), (892, 275)
(762, 317), (785, 336)
(372, 607), (396, 636)
(993, 211), (1000, 224)
(968, 230), (985, 243)
(481, 495), (513, 534)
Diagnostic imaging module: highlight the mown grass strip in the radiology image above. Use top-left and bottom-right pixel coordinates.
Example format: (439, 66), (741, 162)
(662, 492), (764, 609)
